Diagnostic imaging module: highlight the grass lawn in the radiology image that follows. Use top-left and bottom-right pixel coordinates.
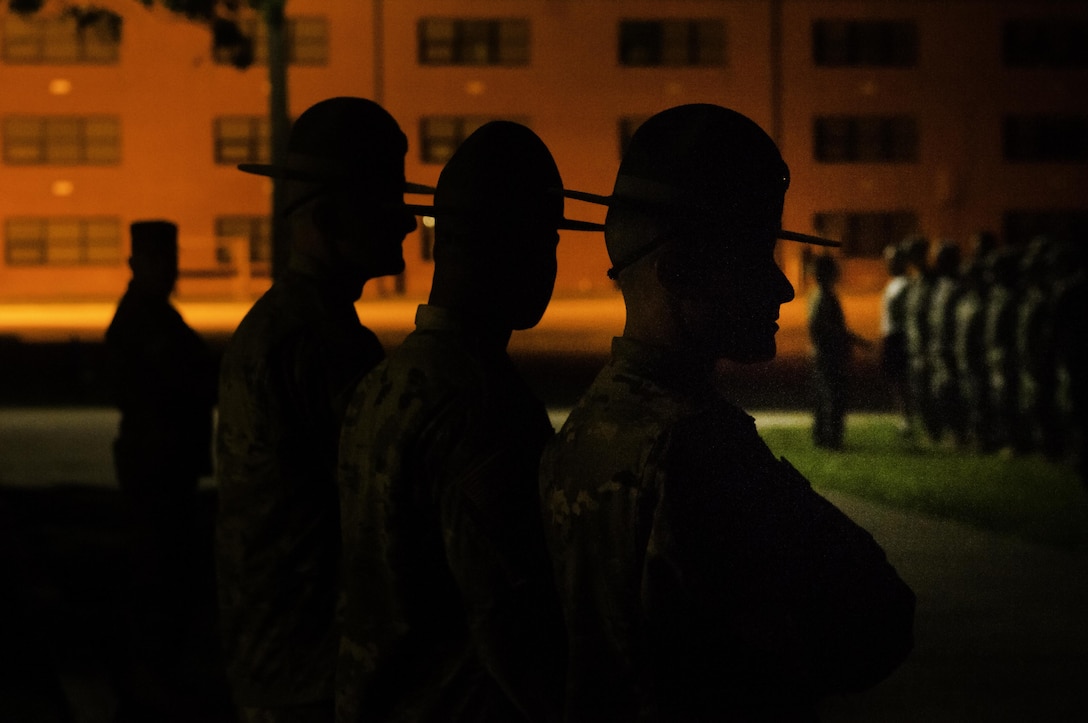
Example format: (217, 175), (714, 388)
(758, 414), (1088, 552)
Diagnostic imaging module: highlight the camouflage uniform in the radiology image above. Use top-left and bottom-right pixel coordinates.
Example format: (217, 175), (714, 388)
(926, 273), (964, 444)
(338, 305), (565, 723)
(952, 265), (990, 450)
(216, 255), (384, 712)
(540, 337), (915, 722)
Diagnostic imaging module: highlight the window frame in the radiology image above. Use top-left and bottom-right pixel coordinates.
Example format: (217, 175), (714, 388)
(417, 17), (531, 66)
(1, 12), (121, 65)
(618, 18), (726, 67)
(812, 18), (918, 68)
(2, 115), (121, 166)
(4, 216), (122, 266)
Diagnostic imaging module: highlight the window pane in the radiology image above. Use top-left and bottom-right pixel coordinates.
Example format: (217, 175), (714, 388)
(497, 19), (530, 65)
(419, 18), (455, 64)
(44, 118), (82, 164)
(290, 17), (328, 65)
(620, 21), (662, 66)
(2, 16), (42, 62)
(695, 20), (725, 65)
(84, 117), (120, 164)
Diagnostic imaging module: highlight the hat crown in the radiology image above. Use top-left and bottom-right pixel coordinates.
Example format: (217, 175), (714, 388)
(434, 121), (563, 226)
(288, 97), (407, 172)
(130, 220), (177, 256)
(617, 104), (789, 207)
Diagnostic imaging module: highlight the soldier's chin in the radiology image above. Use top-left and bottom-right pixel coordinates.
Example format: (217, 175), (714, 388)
(719, 338), (777, 365)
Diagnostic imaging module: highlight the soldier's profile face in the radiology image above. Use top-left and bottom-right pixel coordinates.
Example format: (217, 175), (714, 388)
(674, 231), (795, 364)
(333, 178), (415, 281)
(502, 225), (559, 331)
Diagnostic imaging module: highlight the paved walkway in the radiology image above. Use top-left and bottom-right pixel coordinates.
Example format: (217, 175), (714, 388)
(3, 407), (1086, 721)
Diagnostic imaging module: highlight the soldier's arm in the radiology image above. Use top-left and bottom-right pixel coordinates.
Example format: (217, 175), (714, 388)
(437, 431), (565, 722)
(661, 409), (915, 697)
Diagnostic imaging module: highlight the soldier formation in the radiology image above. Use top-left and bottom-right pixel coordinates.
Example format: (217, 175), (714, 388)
(95, 98), (919, 723)
(888, 230), (1086, 478)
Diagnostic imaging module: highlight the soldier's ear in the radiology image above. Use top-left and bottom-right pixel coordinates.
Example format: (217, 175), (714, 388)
(310, 198), (341, 238)
(655, 247), (696, 297)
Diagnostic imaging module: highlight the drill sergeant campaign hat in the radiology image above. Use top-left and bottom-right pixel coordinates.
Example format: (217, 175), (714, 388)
(237, 96), (435, 216)
(429, 120), (604, 235)
(129, 219), (178, 257)
(562, 104), (839, 277)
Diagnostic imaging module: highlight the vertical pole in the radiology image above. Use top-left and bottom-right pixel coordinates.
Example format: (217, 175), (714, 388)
(373, 0), (384, 104)
(266, 0), (290, 282)
(769, 0), (783, 146)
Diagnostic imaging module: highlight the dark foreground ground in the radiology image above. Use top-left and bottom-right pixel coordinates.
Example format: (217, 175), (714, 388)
(17, 340), (1067, 722)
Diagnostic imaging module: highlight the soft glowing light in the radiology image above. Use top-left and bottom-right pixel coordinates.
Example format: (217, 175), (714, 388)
(465, 80), (486, 96)
(49, 79), (73, 95)
(422, 216), (436, 228)
(51, 180), (75, 197)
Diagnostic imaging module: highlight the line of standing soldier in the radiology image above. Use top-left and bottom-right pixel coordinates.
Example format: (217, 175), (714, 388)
(888, 231), (1086, 478)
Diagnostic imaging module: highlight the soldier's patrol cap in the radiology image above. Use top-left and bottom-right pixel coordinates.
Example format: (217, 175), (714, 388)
(562, 104), (839, 276)
(130, 220), (177, 257)
(238, 96), (434, 213)
(430, 120), (604, 234)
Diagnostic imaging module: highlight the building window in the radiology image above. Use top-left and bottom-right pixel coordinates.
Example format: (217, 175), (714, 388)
(812, 19), (918, 67)
(1003, 210), (1088, 247)
(214, 116), (270, 165)
(215, 215), (271, 273)
(618, 115), (651, 159)
(619, 20), (725, 66)
(418, 18), (530, 66)
(2, 115), (120, 165)
(213, 16), (329, 66)
(813, 211), (919, 258)
(1003, 18), (1088, 67)
(1003, 114), (1088, 162)
(419, 115), (530, 164)
(4, 216), (121, 266)
(814, 115), (918, 163)
(1, 12), (121, 64)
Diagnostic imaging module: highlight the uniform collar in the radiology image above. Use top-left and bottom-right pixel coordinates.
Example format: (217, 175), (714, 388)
(414, 304), (512, 351)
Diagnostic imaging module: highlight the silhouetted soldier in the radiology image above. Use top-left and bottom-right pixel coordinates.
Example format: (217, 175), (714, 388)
(984, 248), (1022, 454)
(879, 243), (910, 432)
(926, 242), (964, 445)
(105, 219), (218, 716)
(953, 254), (992, 451)
(215, 97), (423, 722)
(902, 234), (934, 441)
(336, 121), (597, 722)
(808, 254), (868, 449)
(540, 104), (914, 721)
(1050, 239), (1088, 485)
(1016, 236), (1060, 456)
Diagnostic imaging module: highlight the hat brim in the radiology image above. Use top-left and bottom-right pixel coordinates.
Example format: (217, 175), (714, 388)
(562, 188), (841, 247)
(238, 161), (437, 196)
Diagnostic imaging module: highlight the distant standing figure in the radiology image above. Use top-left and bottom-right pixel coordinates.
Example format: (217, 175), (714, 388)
(953, 255), (992, 451)
(902, 234), (934, 441)
(336, 121), (598, 722)
(880, 244), (910, 430)
(215, 97), (422, 722)
(540, 104), (914, 721)
(808, 254), (868, 450)
(984, 248), (1022, 454)
(926, 242), (965, 445)
(105, 219), (218, 715)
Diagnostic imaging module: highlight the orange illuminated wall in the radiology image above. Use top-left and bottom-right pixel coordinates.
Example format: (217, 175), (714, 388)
(1, 0), (1086, 304)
